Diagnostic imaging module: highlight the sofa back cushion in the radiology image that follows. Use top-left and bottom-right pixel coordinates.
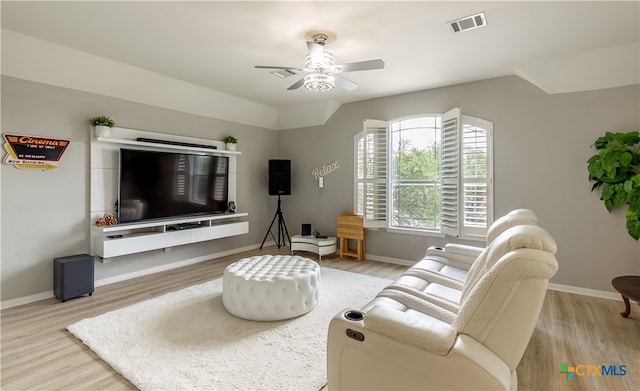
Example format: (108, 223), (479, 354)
(453, 225), (558, 370)
(485, 209), (538, 244)
(463, 224), (556, 300)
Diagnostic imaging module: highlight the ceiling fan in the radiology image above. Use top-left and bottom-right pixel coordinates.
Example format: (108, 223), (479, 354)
(254, 30), (385, 92)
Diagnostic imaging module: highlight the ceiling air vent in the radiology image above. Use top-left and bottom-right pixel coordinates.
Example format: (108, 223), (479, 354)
(270, 69), (297, 79)
(448, 12), (487, 33)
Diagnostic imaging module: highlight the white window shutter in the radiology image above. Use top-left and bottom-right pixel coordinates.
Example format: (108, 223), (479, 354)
(460, 115), (493, 238)
(354, 131), (365, 216)
(441, 107), (461, 237)
(355, 119), (388, 228)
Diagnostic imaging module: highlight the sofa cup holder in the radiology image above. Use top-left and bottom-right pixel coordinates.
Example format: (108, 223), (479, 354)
(344, 310), (365, 321)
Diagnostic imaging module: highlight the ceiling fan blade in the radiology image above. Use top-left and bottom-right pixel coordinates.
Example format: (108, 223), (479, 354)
(287, 77), (305, 90)
(334, 74), (359, 91)
(255, 65), (303, 71)
(338, 59), (385, 73)
(306, 41), (325, 64)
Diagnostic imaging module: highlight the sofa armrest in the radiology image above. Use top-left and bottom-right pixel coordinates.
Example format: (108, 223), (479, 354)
(364, 305), (457, 355)
(444, 243), (484, 257)
(425, 243), (484, 268)
(451, 335), (513, 389)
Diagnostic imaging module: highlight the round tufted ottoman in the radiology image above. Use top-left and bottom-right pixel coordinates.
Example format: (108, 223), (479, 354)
(222, 255), (321, 321)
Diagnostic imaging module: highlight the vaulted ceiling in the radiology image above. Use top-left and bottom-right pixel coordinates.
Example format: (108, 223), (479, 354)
(2, 1), (639, 129)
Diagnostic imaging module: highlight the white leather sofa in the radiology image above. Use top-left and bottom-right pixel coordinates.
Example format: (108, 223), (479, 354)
(327, 210), (558, 390)
(400, 209), (540, 312)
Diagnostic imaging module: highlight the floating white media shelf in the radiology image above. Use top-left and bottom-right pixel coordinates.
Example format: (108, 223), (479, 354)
(90, 126), (247, 260)
(91, 213), (249, 258)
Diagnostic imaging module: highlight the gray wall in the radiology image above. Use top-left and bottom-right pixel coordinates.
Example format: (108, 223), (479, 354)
(2, 74), (639, 303)
(1, 76), (277, 302)
(278, 76), (640, 292)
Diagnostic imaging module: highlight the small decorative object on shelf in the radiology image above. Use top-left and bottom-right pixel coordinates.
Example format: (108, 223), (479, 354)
(312, 229), (328, 239)
(95, 212), (118, 227)
(223, 135), (238, 151)
(90, 115), (116, 138)
(227, 201), (236, 213)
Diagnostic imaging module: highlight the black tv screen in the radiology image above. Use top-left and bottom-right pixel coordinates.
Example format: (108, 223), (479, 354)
(119, 149), (229, 223)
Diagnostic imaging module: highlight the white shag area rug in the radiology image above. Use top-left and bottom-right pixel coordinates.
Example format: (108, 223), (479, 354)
(67, 267), (391, 391)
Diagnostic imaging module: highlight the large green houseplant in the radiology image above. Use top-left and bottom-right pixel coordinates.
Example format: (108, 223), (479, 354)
(587, 131), (640, 240)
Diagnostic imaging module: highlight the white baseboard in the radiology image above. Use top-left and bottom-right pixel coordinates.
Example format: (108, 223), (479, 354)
(0, 291), (55, 310)
(366, 253), (415, 267)
(1, 241), (275, 310)
(547, 282), (621, 301)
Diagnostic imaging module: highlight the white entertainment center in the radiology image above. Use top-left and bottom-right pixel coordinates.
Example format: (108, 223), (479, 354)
(90, 127), (248, 261)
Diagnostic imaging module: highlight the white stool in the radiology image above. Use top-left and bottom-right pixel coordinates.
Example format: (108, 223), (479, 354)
(291, 235), (337, 260)
(222, 255), (320, 321)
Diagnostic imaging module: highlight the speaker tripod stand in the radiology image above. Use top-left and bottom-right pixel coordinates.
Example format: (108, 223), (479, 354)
(260, 194), (290, 249)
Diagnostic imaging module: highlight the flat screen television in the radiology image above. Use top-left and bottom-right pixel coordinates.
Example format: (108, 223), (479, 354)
(118, 148), (229, 223)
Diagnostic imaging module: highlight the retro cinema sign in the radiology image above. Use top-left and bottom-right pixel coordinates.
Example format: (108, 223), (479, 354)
(3, 134), (70, 170)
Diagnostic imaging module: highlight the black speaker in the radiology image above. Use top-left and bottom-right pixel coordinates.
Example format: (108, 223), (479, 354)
(302, 223), (311, 236)
(268, 159), (291, 195)
(54, 254), (94, 302)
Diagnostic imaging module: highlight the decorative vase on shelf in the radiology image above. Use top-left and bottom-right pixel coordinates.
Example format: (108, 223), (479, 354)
(226, 143), (237, 151)
(95, 125), (111, 138)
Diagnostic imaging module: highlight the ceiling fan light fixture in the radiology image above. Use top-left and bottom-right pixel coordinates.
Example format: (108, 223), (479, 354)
(305, 51), (336, 69)
(303, 51), (337, 91)
(255, 29), (383, 92)
(304, 72), (335, 92)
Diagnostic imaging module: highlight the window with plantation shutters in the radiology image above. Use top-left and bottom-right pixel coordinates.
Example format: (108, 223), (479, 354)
(353, 109), (492, 240)
(354, 120), (388, 228)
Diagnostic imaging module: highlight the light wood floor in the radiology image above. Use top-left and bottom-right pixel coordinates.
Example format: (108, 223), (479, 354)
(1, 246), (639, 390)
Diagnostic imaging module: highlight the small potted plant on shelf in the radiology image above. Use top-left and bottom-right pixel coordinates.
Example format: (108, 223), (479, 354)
(90, 115), (116, 138)
(223, 135), (238, 151)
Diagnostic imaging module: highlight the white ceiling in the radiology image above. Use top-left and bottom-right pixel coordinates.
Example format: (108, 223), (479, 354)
(2, 1), (639, 122)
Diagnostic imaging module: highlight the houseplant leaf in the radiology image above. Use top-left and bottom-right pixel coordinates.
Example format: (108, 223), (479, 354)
(625, 211), (640, 240)
(588, 131), (640, 240)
